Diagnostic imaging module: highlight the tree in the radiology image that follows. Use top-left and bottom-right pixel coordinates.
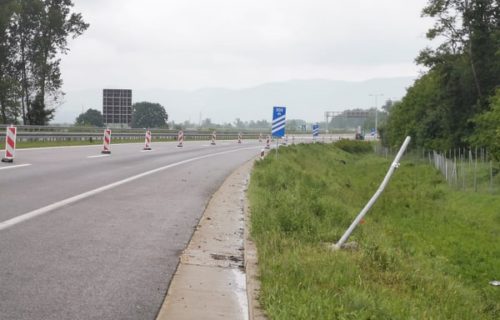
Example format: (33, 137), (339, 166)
(0, 0), (20, 124)
(468, 89), (500, 160)
(385, 0), (499, 150)
(131, 102), (168, 128)
(419, 0), (499, 102)
(8, 0), (88, 125)
(75, 108), (103, 127)
(233, 118), (245, 129)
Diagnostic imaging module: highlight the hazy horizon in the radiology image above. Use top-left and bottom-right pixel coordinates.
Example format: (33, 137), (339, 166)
(54, 76), (416, 125)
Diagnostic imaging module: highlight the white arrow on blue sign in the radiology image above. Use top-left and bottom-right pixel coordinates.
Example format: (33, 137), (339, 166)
(272, 106), (286, 138)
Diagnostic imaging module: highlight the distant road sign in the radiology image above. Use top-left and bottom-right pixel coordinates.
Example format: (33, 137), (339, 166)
(272, 106), (286, 138)
(312, 124), (319, 137)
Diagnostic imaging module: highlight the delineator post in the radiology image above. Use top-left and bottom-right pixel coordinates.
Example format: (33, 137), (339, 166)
(101, 128), (112, 154)
(1, 125), (16, 163)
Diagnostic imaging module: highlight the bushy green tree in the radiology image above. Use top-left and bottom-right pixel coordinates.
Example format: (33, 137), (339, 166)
(131, 102), (168, 128)
(468, 89), (500, 160)
(3, 0), (88, 125)
(75, 108), (104, 127)
(384, 0), (499, 150)
(0, 0), (20, 124)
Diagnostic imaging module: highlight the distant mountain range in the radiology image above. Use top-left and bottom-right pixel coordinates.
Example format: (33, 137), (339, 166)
(54, 77), (417, 125)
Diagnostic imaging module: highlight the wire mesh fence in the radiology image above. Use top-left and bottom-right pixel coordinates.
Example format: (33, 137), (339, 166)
(374, 144), (499, 194)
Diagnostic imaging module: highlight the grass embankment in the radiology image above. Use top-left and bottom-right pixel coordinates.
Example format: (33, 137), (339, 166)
(248, 141), (499, 319)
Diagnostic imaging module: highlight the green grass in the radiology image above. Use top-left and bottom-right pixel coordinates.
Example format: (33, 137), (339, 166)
(249, 143), (500, 319)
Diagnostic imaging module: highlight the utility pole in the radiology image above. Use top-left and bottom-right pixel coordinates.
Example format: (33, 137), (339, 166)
(369, 93), (384, 138)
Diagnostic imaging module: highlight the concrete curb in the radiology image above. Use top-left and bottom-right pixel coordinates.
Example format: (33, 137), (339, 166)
(156, 158), (266, 320)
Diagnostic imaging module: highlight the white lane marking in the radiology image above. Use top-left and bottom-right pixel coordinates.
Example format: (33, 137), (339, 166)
(0, 146), (260, 231)
(87, 154), (110, 158)
(0, 163), (32, 171)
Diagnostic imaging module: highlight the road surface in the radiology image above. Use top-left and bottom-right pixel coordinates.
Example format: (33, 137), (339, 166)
(0, 140), (263, 320)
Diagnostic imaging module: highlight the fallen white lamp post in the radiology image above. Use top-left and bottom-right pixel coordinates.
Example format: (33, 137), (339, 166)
(334, 136), (412, 250)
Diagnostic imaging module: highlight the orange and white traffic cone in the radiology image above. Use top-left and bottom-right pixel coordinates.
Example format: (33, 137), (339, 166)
(101, 128), (112, 154)
(177, 130), (184, 147)
(1, 125), (16, 163)
(143, 130), (152, 150)
(211, 131), (216, 145)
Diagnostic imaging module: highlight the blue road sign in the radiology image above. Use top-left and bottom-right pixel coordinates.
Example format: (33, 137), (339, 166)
(272, 106), (286, 138)
(312, 124), (320, 137)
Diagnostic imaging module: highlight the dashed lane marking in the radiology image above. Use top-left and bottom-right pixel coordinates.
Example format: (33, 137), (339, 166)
(0, 163), (32, 171)
(0, 146), (260, 231)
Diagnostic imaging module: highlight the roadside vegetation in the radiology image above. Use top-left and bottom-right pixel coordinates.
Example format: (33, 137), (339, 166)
(248, 141), (499, 319)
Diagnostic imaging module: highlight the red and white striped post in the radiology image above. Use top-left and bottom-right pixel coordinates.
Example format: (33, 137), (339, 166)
(101, 128), (112, 154)
(177, 130), (184, 147)
(2, 125), (16, 163)
(265, 135), (271, 149)
(211, 131), (216, 145)
(143, 130), (152, 150)
(238, 132), (242, 144)
(259, 133), (263, 142)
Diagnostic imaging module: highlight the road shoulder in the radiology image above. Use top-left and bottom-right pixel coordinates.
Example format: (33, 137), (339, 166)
(156, 158), (266, 319)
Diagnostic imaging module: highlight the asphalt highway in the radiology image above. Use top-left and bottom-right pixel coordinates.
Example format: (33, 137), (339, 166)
(0, 139), (264, 320)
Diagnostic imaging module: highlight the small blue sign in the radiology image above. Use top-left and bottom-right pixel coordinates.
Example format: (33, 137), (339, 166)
(272, 106), (286, 138)
(312, 124), (320, 137)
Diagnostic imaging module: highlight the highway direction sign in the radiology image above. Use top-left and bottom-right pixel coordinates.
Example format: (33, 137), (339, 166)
(272, 106), (286, 138)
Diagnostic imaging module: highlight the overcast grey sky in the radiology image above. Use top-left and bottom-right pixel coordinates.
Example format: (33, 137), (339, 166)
(60, 0), (433, 92)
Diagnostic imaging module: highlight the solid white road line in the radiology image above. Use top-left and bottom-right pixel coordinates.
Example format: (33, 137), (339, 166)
(0, 163), (32, 171)
(0, 146), (260, 231)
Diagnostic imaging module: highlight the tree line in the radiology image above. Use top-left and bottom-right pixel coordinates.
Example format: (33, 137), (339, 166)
(382, 0), (499, 159)
(76, 102), (169, 129)
(0, 0), (88, 125)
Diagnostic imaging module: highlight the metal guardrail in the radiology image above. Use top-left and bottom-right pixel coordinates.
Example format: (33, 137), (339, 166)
(0, 125), (356, 143)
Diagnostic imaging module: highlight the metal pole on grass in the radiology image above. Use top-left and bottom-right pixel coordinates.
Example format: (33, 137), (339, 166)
(334, 136), (411, 250)
(275, 137), (279, 159)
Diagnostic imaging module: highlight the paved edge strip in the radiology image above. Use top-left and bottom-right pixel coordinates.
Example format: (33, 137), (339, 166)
(155, 156), (268, 320)
(0, 146), (260, 231)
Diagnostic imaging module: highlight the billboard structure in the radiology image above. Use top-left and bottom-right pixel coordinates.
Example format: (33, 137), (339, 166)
(103, 89), (132, 128)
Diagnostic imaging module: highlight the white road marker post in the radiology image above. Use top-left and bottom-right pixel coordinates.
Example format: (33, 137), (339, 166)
(101, 128), (112, 154)
(265, 135), (271, 149)
(177, 130), (184, 147)
(211, 131), (216, 145)
(333, 136), (411, 250)
(143, 130), (152, 150)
